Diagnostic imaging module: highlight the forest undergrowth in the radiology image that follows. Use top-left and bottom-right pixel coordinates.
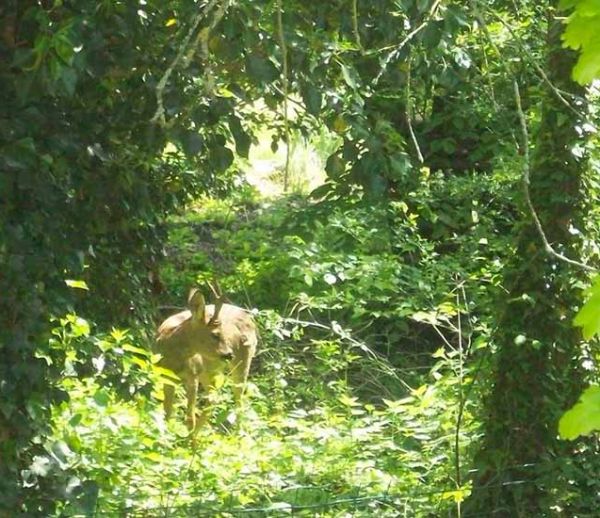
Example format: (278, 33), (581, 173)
(43, 166), (518, 516)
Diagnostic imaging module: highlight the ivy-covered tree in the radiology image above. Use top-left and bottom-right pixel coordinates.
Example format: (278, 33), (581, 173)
(466, 7), (596, 514)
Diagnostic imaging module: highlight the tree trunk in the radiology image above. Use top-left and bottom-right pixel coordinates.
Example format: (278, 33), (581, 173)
(466, 13), (590, 515)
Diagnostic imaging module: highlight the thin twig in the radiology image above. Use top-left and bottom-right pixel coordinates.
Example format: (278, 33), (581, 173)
(352, 0), (364, 54)
(374, 0), (442, 84)
(281, 316), (413, 391)
(276, 0), (290, 192)
(185, 0), (230, 97)
(405, 54), (424, 163)
(454, 284), (464, 518)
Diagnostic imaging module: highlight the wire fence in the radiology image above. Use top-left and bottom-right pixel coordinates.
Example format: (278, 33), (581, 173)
(86, 463), (579, 518)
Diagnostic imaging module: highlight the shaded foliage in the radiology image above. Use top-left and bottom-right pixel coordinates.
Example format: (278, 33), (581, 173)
(1, 0), (599, 514)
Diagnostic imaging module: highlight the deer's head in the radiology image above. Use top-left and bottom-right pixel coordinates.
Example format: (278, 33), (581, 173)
(186, 287), (233, 360)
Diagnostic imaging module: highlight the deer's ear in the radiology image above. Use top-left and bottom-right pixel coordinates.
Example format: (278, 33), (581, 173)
(188, 288), (206, 321)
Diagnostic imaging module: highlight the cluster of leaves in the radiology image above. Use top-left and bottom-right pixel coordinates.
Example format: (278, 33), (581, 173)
(561, 0), (600, 84)
(43, 304), (478, 516)
(9, 314), (174, 515)
(560, 275), (600, 440)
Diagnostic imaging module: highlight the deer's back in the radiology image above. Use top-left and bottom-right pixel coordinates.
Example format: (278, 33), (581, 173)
(156, 304), (257, 372)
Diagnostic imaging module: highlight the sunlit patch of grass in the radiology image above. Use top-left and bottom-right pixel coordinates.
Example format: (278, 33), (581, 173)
(242, 126), (339, 198)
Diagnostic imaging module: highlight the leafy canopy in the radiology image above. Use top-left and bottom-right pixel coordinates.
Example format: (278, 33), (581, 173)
(561, 0), (600, 83)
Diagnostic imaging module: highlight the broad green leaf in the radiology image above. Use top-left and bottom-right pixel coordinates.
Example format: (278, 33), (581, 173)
(181, 131), (204, 157)
(209, 145), (234, 172)
(151, 364), (180, 381)
(245, 54), (278, 83)
(122, 343), (152, 357)
(339, 394), (360, 407)
(61, 67), (77, 96)
(65, 279), (89, 290)
(301, 83), (322, 115)
(69, 413), (82, 427)
(93, 389), (110, 407)
(228, 115), (251, 158)
(572, 42), (600, 84)
(128, 356), (149, 369)
(340, 63), (360, 90)
(325, 154), (345, 179)
(573, 275), (600, 339)
(559, 385), (600, 439)
(561, 0), (600, 83)
(53, 35), (74, 65)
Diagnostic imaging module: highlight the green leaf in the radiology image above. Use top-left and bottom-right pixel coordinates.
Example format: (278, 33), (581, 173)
(65, 279), (89, 290)
(301, 83), (322, 115)
(573, 275), (600, 339)
(122, 343), (152, 357)
(228, 115), (251, 158)
(60, 67), (77, 96)
(93, 389), (110, 407)
(69, 413), (82, 427)
(110, 328), (128, 342)
(559, 0), (578, 8)
(560, 1), (600, 83)
(129, 356), (149, 369)
(559, 385), (600, 440)
(209, 145), (234, 172)
(421, 21), (443, 49)
(53, 35), (74, 65)
(340, 64), (360, 90)
(571, 41), (600, 84)
(245, 54), (279, 83)
(181, 131), (204, 157)
(325, 154), (345, 179)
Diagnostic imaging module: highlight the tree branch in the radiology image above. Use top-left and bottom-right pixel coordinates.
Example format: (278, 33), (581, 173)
(352, 0), (364, 54)
(405, 54), (424, 164)
(512, 80), (595, 273)
(374, 0), (442, 84)
(470, 0), (595, 273)
(482, 5), (587, 120)
(150, 0), (223, 126)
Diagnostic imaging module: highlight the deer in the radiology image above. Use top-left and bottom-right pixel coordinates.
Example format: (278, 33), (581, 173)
(156, 284), (258, 432)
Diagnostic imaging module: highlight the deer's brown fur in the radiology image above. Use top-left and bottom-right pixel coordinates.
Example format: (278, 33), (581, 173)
(156, 288), (257, 431)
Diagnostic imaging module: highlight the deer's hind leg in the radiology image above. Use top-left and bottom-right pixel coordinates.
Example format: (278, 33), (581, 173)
(231, 339), (257, 405)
